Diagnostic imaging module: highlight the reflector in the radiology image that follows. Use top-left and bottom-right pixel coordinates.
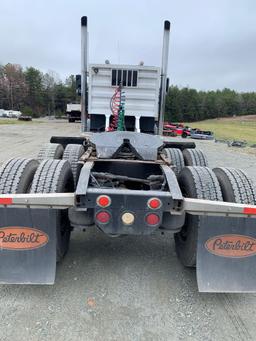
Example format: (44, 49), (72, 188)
(243, 207), (256, 215)
(0, 198), (13, 205)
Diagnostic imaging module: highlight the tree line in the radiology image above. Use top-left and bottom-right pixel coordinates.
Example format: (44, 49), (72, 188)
(0, 63), (256, 121)
(0, 63), (77, 117)
(165, 86), (256, 122)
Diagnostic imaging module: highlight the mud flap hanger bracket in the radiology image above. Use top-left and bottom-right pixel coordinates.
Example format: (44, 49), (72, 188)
(181, 198), (256, 218)
(0, 194), (256, 218)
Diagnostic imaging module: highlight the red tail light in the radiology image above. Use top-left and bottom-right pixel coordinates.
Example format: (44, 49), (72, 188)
(96, 211), (111, 224)
(97, 195), (111, 208)
(145, 213), (160, 226)
(148, 198), (162, 209)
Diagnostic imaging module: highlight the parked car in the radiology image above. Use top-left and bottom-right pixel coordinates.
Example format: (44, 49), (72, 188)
(6, 110), (22, 118)
(18, 115), (32, 121)
(190, 129), (214, 140)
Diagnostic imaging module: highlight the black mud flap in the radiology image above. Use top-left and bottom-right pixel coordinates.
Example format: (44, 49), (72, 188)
(197, 216), (256, 293)
(0, 208), (57, 284)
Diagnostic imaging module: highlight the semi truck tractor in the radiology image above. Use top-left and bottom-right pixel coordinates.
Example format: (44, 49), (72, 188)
(0, 17), (256, 292)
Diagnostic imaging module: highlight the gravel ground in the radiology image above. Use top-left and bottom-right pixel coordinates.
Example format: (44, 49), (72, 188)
(0, 119), (256, 341)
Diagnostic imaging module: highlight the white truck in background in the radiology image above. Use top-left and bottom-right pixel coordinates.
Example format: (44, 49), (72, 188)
(66, 103), (81, 123)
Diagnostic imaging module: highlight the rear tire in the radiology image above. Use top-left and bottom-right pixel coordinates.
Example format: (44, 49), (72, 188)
(182, 149), (208, 167)
(31, 160), (74, 261)
(37, 143), (64, 162)
(175, 166), (223, 267)
(0, 158), (39, 194)
(63, 144), (84, 185)
(213, 167), (256, 204)
(163, 148), (185, 175)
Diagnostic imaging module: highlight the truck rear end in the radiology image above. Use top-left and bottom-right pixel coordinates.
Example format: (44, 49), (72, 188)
(0, 16), (256, 293)
(66, 103), (81, 122)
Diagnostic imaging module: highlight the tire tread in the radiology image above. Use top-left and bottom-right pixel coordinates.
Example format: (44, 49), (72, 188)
(213, 167), (256, 204)
(37, 143), (64, 162)
(164, 148), (185, 175)
(183, 149), (208, 167)
(0, 158), (38, 193)
(62, 144), (84, 183)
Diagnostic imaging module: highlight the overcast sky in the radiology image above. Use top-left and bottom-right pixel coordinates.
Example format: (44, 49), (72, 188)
(1, 0), (255, 91)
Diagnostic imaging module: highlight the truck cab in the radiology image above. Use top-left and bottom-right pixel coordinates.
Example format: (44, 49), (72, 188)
(88, 64), (160, 133)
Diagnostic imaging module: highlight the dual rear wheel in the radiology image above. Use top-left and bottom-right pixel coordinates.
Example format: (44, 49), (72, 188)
(163, 148), (208, 175)
(0, 157), (75, 262)
(35, 142), (85, 259)
(175, 166), (256, 267)
(37, 143), (84, 185)
(31, 159), (74, 261)
(0, 141), (85, 261)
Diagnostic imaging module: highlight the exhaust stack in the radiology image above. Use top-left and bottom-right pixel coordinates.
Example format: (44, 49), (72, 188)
(158, 20), (171, 135)
(81, 16), (88, 132)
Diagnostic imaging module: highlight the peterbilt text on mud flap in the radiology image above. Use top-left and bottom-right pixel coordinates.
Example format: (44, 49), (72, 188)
(0, 17), (256, 292)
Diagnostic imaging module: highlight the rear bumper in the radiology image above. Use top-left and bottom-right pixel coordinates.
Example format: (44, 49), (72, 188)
(76, 188), (183, 235)
(67, 112), (81, 119)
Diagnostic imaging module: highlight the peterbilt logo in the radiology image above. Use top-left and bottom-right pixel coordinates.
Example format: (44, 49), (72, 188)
(0, 227), (48, 250)
(205, 234), (256, 258)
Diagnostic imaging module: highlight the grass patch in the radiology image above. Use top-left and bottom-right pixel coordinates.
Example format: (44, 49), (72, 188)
(187, 118), (256, 145)
(0, 119), (27, 125)
(0, 119), (43, 125)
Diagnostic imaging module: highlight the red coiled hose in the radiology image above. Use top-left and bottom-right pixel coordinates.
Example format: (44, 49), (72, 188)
(108, 86), (121, 131)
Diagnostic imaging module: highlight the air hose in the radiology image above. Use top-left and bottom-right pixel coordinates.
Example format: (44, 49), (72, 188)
(108, 85), (125, 131)
(117, 89), (125, 131)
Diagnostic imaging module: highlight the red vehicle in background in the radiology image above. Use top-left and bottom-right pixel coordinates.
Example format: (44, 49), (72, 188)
(163, 122), (191, 138)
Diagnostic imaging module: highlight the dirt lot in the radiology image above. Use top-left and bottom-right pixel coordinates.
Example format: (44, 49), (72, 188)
(0, 120), (256, 341)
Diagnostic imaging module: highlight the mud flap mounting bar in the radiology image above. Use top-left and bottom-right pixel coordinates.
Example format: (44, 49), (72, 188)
(180, 198), (256, 218)
(0, 194), (256, 218)
(0, 193), (75, 209)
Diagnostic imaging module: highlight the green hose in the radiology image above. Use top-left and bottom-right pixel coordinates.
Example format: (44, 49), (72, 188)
(117, 90), (125, 131)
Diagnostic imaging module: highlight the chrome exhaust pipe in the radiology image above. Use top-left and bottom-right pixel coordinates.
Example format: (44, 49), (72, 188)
(158, 20), (171, 135)
(81, 16), (88, 132)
